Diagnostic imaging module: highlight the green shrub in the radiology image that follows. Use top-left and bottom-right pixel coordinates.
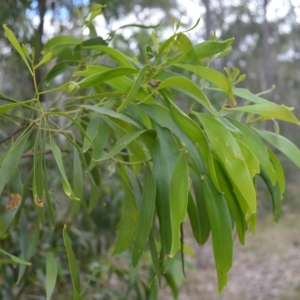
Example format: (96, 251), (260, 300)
(1, 8), (300, 299)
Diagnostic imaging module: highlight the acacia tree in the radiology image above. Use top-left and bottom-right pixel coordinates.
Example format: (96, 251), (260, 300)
(1, 5), (300, 299)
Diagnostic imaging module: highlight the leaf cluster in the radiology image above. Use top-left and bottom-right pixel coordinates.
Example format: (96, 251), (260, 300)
(1, 10), (300, 298)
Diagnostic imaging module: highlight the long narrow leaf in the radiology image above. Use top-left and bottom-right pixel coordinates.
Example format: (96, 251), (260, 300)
(46, 253), (57, 300)
(176, 64), (235, 103)
(63, 225), (81, 299)
(3, 24), (32, 72)
(0, 128), (32, 196)
(132, 167), (156, 266)
(156, 77), (215, 113)
(203, 178), (233, 293)
(95, 130), (151, 162)
(169, 151), (189, 257)
(117, 64), (151, 112)
(50, 136), (79, 200)
(255, 129), (300, 169)
(152, 124), (179, 255)
(229, 118), (277, 184)
(113, 165), (139, 255)
(0, 248), (31, 266)
(195, 113), (256, 214)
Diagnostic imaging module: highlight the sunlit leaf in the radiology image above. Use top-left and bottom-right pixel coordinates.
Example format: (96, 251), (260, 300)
(229, 118), (277, 184)
(78, 67), (138, 88)
(3, 24), (32, 72)
(83, 45), (135, 68)
(255, 129), (300, 169)
(43, 35), (82, 53)
(195, 113), (256, 214)
(35, 51), (53, 69)
(156, 77), (215, 113)
(176, 64), (235, 103)
(227, 103), (300, 124)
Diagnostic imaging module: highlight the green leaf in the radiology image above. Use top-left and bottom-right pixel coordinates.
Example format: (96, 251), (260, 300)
(260, 167), (281, 222)
(75, 66), (155, 103)
(83, 45), (135, 68)
(17, 215), (40, 283)
(0, 92), (19, 103)
(236, 140), (260, 178)
(233, 88), (299, 124)
(227, 103), (299, 124)
(195, 114), (256, 214)
(149, 231), (161, 283)
(168, 38), (235, 64)
(132, 167), (156, 266)
(51, 112), (92, 144)
(214, 160), (246, 245)
(95, 130), (151, 162)
(170, 102), (221, 192)
(40, 61), (77, 86)
(268, 149), (285, 196)
(117, 64), (151, 112)
(187, 193), (201, 244)
(77, 67), (138, 88)
(165, 272), (179, 299)
(113, 166), (139, 255)
(63, 225), (81, 299)
(80, 36), (107, 47)
(203, 178), (233, 293)
(33, 129), (44, 205)
(50, 136), (79, 200)
(156, 77), (215, 113)
(35, 51), (53, 68)
(43, 35), (82, 53)
(190, 169), (210, 245)
(83, 115), (101, 153)
(138, 103), (206, 176)
(152, 124), (179, 255)
(229, 118), (277, 184)
(70, 147), (83, 219)
(0, 248), (31, 266)
(3, 24), (32, 72)
(175, 33), (198, 64)
(46, 253), (57, 300)
(0, 99), (34, 115)
(0, 128), (32, 197)
(255, 129), (300, 169)
(80, 105), (140, 128)
(89, 118), (111, 170)
(40, 81), (79, 95)
(169, 151), (189, 257)
(176, 64), (235, 104)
